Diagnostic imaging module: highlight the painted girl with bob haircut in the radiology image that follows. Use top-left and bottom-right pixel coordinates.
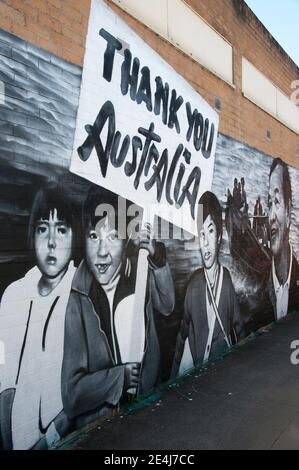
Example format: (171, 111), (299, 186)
(0, 183), (77, 450)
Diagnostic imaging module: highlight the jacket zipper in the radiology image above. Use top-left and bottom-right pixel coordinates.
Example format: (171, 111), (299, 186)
(85, 293), (148, 396)
(86, 296), (116, 366)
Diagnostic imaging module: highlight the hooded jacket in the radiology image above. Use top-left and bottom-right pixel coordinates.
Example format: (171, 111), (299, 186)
(61, 244), (174, 429)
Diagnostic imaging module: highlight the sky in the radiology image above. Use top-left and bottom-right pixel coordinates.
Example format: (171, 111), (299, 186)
(245, 0), (299, 66)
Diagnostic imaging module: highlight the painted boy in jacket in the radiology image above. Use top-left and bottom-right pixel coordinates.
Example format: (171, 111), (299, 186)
(62, 187), (175, 429)
(172, 191), (245, 377)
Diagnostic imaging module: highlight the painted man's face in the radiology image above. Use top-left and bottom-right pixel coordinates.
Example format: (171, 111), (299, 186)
(268, 165), (290, 258)
(85, 216), (125, 285)
(35, 208), (73, 278)
(199, 214), (219, 270)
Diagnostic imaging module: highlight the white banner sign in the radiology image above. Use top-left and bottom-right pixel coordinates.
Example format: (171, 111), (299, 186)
(70, 0), (219, 235)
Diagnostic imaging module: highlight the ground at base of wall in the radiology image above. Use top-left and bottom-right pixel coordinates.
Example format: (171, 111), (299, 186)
(55, 311), (299, 451)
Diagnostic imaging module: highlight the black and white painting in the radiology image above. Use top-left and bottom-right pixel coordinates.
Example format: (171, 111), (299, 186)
(0, 0), (299, 451)
(211, 135), (299, 335)
(0, 27), (84, 450)
(66, 0), (218, 433)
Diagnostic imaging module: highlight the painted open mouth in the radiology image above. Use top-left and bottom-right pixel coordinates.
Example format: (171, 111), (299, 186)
(46, 255), (57, 265)
(96, 264), (110, 274)
(204, 252), (211, 261)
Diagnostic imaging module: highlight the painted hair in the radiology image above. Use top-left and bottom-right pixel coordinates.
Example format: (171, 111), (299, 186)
(197, 191), (223, 242)
(27, 183), (77, 252)
(269, 157), (292, 213)
(82, 185), (137, 242)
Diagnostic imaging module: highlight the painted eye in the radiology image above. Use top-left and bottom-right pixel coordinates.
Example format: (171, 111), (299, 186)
(36, 225), (47, 234)
(89, 231), (98, 240)
(58, 227), (67, 235)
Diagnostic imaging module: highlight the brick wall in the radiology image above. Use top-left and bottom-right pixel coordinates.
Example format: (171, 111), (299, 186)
(0, 0), (90, 64)
(106, 0), (299, 168)
(0, 0), (299, 450)
(0, 0), (298, 167)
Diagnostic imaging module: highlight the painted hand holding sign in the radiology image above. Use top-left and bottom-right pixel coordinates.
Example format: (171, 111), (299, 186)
(1, 0), (299, 451)
(70, 0), (219, 234)
(67, 0), (219, 418)
(1, 0), (299, 450)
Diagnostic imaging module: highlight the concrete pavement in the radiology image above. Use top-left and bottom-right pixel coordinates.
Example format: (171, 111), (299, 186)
(61, 311), (299, 450)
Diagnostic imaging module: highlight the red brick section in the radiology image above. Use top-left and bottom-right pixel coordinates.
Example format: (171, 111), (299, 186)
(0, 0), (91, 64)
(0, 0), (298, 167)
(106, 0), (299, 168)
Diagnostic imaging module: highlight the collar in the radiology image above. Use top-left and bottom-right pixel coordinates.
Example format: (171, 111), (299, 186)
(24, 262), (76, 295)
(102, 273), (120, 296)
(204, 263), (220, 292)
(71, 259), (135, 298)
(71, 260), (94, 296)
(54, 261), (76, 291)
(102, 262), (122, 294)
(272, 244), (293, 293)
(204, 264), (223, 307)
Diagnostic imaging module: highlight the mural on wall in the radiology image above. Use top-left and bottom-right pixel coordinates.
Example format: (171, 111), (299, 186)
(67, 0), (218, 432)
(61, 186), (176, 431)
(212, 135), (299, 335)
(170, 136), (299, 376)
(0, 0), (298, 451)
(171, 190), (245, 377)
(0, 27), (87, 450)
